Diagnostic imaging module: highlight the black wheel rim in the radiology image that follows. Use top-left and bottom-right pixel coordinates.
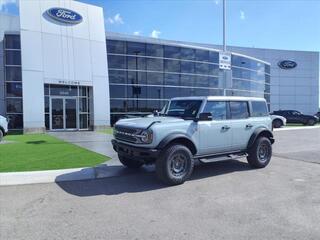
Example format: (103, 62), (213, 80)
(258, 142), (270, 162)
(170, 153), (188, 177)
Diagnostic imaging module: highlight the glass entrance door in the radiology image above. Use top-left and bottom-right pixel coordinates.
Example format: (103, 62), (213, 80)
(50, 98), (78, 130)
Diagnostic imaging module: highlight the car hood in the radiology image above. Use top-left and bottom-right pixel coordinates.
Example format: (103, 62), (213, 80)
(115, 116), (185, 129)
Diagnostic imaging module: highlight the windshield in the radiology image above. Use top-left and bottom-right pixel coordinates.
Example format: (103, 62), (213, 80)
(166, 100), (203, 119)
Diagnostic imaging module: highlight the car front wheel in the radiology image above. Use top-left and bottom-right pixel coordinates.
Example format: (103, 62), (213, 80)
(156, 144), (194, 185)
(118, 155), (144, 169)
(247, 137), (272, 168)
(307, 119), (316, 126)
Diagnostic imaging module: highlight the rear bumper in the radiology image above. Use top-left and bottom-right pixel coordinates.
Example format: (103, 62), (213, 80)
(111, 139), (159, 162)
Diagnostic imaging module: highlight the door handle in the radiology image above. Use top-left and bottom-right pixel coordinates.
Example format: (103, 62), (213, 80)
(222, 125), (231, 130)
(246, 124), (253, 129)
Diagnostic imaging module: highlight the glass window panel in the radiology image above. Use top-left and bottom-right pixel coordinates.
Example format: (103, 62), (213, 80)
(5, 35), (20, 49)
(7, 114), (23, 129)
(251, 101), (268, 117)
(208, 77), (219, 88)
(164, 73), (180, 86)
(195, 49), (209, 62)
(194, 88), (209, 96)
(265, 64), (271, 74)
(203, 101), (227, 120)
(5, 51), (21, 65)
(127, 99), (147, 112)
(195, 63), (209, 75)
(164, 59), (180, 72)
(5, 66), (22, 81)
(45, 96), (49, 113)
(127, 56), (146, 70)
(107, 40), (126, 54)
(127, 41), (146, 55)
(164, 46), (180, 59)
(146, 100), (166, 112)
(208, 64), (219, 76)
(230, 101), (249, 119)
(146, 44), (163, 57)
(45, 114), (50, 130)
(180, 48), (195, 60)
(146, 86), (163, 99)
(79, 86), (88, 97)
(180, 74), (195, 87)
(80, 114), (89, 129)
(108, 55), (126, 69)
(147, 72), (163, 85)
(110, 85), (126, 98)
(164, 87), (180, 99)
(209, 51), (219, 63)
(194, 76), (209, 87)
(6, 82), (22, 97)
(110, 99), (127, 112)
(127, 85), (147, 99)
(50, 85), (77, 96)
(44, 84), (50, 95)
(127, 71), (147, 85)
(6, 98), (23, 113)
(79, 98), (88, 112)
(146, 58), (163, 71)
(180, 88), (193, 97)
(232, 68), (265, 81)
(181, 61), (194, 73)
(232, 55), (266, 72)
(209, 88), (223, 96)
(109, 70), (127, 84)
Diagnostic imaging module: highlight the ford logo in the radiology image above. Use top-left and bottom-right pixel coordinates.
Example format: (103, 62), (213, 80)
(278, 60), (297, 69)
(46, 8), (83, 24)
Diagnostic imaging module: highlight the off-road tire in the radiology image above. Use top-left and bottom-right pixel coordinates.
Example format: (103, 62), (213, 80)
(0, 130), (3, 142)
(247, 137), (272, 168)
(118, 154), (144, 169)
(156, 144), (194, 185)
(272, 119), (283, 128)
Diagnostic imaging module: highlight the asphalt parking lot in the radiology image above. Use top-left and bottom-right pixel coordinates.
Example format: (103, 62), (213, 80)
(1, 128), (320, 240)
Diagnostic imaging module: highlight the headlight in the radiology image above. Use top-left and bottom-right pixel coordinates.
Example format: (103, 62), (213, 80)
(139, 130), (153, 144)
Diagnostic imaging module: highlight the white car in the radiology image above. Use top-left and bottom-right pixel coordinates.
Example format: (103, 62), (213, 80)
(0, 115), (9, 141)
(271, 115), (287, 128)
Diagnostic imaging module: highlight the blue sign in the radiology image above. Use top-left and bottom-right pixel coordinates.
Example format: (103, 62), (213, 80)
(278, 60), (297, 69)
(46, 8), (83, 24)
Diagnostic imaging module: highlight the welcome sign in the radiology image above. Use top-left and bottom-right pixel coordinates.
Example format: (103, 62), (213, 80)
(46, 7), (83, 24)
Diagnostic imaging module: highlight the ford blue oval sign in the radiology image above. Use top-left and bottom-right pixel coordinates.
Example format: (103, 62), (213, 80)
(278, 60), (297, 69)
(46, 8), (83, 25)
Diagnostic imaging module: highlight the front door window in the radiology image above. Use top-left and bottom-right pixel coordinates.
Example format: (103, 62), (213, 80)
(52, 99), (64, 129)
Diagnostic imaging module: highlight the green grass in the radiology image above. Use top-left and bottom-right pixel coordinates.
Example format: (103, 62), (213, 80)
(0, 134), (109, 172)
(99, 128), (113, 135)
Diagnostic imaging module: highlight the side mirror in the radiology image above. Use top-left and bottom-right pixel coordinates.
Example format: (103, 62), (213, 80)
(198, 112), (213, 121)
(153, 110), (160, 116)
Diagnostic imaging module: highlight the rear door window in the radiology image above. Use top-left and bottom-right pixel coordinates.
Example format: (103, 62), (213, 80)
(230, 101), (249, 119)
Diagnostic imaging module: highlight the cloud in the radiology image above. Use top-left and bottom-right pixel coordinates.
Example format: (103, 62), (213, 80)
(107, 13), (124, 24)
(240, 10), (245, 20)
(133, 31), (141, 36)
(0, 0), (17, 12)
(215, 0), (220, 5)
(150, 30), (161, 38)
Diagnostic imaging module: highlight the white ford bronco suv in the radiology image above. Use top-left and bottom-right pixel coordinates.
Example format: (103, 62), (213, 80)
(0, 115), (9, 142)
(112, 96), (274, 185)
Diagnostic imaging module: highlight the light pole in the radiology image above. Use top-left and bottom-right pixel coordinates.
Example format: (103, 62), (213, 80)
(223, 0), (227, 52)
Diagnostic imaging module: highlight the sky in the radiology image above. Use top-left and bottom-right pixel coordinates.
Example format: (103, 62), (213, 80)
(0, 0), (319, 52)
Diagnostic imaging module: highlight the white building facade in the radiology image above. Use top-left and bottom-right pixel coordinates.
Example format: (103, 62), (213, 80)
(0, 0), (318, 132)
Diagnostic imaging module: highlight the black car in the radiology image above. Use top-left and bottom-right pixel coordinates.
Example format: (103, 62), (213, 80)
(315, 112), (320, 121)
(272, 110), (318, 126)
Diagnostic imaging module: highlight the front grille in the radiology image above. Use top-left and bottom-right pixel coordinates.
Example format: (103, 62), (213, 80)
(114, 126), (142, 143)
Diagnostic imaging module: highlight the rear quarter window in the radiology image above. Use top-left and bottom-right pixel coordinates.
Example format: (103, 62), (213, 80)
(251, 101), (268, 117)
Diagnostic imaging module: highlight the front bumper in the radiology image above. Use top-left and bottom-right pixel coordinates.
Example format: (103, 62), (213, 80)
(111, 139), (159, 162)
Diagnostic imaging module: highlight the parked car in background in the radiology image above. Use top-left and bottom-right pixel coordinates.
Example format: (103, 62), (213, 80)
(0, 115), (9, 141)
(272, 110), (318, 126)
(112, 96), (274, 185)
(270, 115), (287, 128)
(315, 112), (320, 121)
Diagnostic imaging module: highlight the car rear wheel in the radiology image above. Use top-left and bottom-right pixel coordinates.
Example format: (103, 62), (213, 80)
(272, 119), (283, 128)
(156, 144), (194, 185)
(247, 137), (272, 168)
(0, 130), (3, 142)
(118, 154), (144, 169)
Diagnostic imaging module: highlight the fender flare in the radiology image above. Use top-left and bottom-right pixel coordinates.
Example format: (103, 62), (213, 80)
(247, 128), (274, 149)
(157, 133), (197, 154)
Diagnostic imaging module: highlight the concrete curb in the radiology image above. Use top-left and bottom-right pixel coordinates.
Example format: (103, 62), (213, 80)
(274, 125), (320, 131)
(0, 165), (153, 186)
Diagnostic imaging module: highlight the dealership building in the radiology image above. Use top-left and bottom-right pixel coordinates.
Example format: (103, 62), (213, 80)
(0, 0), (319, 132)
